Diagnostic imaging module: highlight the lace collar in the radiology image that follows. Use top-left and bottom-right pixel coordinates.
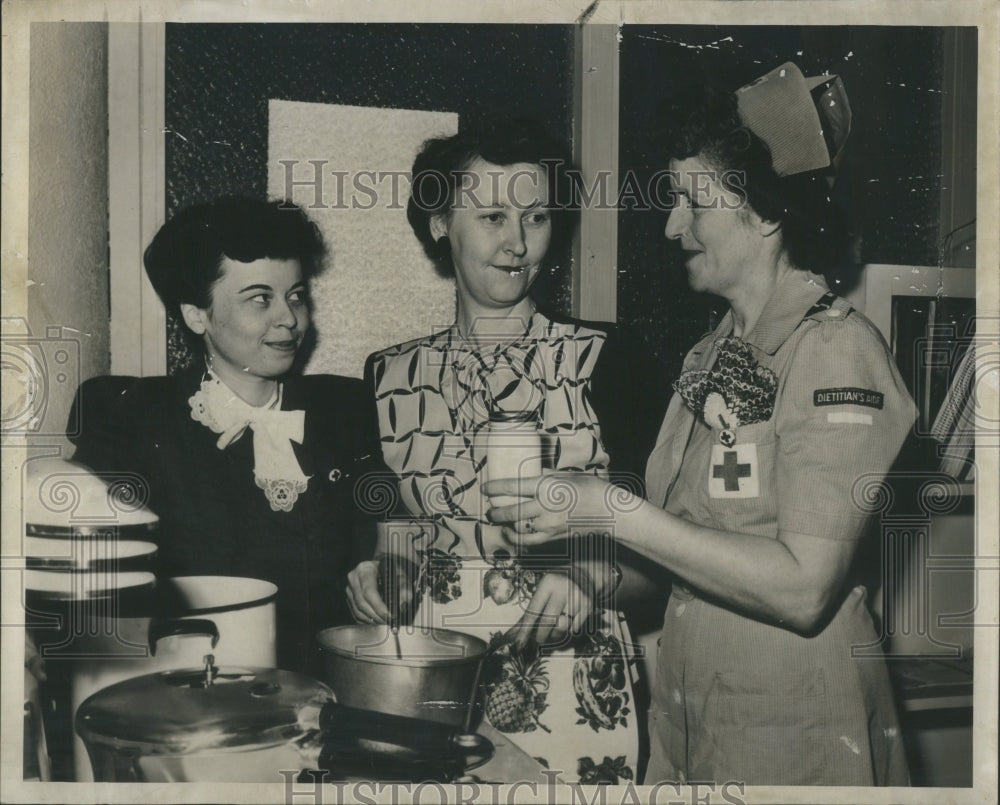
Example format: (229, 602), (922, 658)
(188, 372), (310, 512)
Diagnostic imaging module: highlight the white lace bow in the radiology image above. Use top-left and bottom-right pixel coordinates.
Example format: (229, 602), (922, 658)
(189, 373), (310, 512)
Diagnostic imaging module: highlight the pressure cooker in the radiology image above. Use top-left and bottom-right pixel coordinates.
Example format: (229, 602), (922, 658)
(75, 660), (332, 783)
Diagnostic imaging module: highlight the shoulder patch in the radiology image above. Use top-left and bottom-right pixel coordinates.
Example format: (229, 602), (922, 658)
(814, 387), (884, 409)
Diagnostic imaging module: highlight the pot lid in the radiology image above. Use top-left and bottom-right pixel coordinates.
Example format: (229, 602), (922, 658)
(25, 569), (156, 600)
(25, 536), (157, 570)
(24, 457), (159, 529)
(75, 663), (333, 756)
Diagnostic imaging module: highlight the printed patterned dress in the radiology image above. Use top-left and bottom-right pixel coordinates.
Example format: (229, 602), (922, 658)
(366, 311), (640, 784)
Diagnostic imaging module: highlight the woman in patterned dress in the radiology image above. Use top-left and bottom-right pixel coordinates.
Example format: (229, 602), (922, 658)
(346, 118), (669, 783)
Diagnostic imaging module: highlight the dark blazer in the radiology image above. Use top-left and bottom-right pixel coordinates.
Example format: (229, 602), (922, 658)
(68, 366), (377, 674)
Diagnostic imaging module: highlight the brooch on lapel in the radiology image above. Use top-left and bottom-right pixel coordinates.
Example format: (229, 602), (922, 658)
(674, 337), (778, 447)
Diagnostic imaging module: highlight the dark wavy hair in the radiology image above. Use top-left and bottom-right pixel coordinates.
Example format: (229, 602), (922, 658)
(143, 196), (326, 314)
(406, 117), (579, 278)
(654, 84), (849, 275)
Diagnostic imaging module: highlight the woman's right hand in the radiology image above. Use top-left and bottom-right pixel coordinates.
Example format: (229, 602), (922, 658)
(346, 556), (419, 626)
(485, 472), (627, 546)
(346, 560), (388, 624)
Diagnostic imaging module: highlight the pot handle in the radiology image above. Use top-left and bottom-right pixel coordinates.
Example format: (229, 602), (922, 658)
(456, 736), (495, 772)
(148, 618), (220, 656)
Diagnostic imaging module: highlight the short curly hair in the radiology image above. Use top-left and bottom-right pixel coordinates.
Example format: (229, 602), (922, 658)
(654, 84), (849, 275)
(406, 117), (579, 278)
(143, 196), (326, 313)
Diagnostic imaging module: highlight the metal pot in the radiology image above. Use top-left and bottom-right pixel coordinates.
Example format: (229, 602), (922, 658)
(75, 662), (333, 782)
(316, 625), (487, 729)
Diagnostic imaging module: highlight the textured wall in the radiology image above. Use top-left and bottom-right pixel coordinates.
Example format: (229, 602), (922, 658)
(617, 25), (955, 380)
(27, 23), (109, 444)
(165, 23), (574, 374)
(268, 101), (458, 377)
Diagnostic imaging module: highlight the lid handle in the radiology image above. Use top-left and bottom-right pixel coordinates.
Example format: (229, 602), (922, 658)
(148, 618), (220, 656)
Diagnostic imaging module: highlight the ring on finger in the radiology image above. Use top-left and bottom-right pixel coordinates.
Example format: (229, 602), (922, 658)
(524, 516), (536, 534)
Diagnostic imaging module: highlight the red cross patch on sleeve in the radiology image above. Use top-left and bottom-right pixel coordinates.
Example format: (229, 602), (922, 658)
(708, 443), (760, 498)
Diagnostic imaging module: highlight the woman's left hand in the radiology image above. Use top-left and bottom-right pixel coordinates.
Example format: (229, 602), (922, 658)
(508, 569), (592, 647)
(484, 473), (626, 546)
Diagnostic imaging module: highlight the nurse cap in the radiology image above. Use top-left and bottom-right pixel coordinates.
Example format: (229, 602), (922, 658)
(736, 62), (852, 179)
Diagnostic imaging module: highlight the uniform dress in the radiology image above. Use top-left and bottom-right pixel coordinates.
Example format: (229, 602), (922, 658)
(367, 309), (668, 784)
(643, 270), (916, 786)
(68, 366), (374, 676)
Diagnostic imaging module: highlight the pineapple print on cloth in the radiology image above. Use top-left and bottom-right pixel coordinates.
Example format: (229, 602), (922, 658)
(369, 311), (639, 783)
(484, 634), (552, 734)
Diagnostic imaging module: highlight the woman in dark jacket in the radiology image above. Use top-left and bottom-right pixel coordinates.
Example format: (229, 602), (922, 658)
(69, 196), (374, 675)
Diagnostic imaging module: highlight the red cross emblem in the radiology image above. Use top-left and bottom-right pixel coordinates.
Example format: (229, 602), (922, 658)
(713, 450), (752, 491)
(708, 443), (759, 498)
